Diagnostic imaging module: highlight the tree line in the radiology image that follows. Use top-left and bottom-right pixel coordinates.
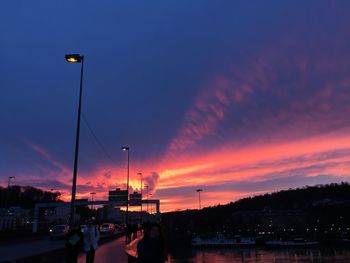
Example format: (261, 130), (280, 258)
(0, 185), (62, 209)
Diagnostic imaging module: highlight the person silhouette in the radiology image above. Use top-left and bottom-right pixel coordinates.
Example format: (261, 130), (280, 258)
(83, 219), (99, 263)
(137, 223), (167, 263)
(65, 224), (83, 263)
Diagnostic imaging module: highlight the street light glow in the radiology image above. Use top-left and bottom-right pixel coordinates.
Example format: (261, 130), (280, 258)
(65, 54), (82, 63)
(121, 146), (129, 151)
(67, 57), (78, 62)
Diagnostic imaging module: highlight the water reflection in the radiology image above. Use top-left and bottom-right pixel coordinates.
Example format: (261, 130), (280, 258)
(169, 248), (350, 263)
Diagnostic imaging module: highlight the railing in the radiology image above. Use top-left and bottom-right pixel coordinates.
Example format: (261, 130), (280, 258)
(125, 231), (143, 262)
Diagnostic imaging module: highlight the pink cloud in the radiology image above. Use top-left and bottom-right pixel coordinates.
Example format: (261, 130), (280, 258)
(165, 29), (350, 158)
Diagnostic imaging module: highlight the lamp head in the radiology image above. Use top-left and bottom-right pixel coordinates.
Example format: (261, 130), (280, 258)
(121, 146), (129, 151)
(65, 54), (83, 63)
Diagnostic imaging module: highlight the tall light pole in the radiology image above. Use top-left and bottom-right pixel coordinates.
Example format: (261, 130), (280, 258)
(149, 193), (153, 214)
(65, 54), (84, 228)
(137, 172), (142, 224)
(196, 189), (203, 209)
(90, 192), (96, 210)
(145, 185), (149, 213)
(121, 146), (130, 243)
(8, 176), (15, 188)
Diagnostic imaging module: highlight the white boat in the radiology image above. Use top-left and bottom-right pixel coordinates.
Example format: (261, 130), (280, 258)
(192, 236), (255, 246)
(266, 238), (319, 246)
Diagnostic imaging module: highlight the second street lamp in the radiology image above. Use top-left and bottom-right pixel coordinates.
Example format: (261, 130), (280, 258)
(121, 146), (130, 243)
(65, 53), (84, 228)
(137, 172), (143, 224)
(145, 184), (149, 213)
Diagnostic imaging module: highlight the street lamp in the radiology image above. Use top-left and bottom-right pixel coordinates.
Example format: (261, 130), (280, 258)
(90, 192), (96, 210)
(196, 189), (203, 209)
(65, 53), (84, 228)
(149, 193), (153, 214)
(145, 185), (149, 213)
(8, 176), (15, 188)
(121, 146), (130, 243)
(137, 172), (142, 224)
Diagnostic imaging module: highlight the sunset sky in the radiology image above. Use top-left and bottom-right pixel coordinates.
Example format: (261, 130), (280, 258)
(1, 1), (350, 212)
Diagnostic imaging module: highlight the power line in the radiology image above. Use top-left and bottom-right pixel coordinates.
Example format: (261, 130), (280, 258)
(81, 112), (115, 163)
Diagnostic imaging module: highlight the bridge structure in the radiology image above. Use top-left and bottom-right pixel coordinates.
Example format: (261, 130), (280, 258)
(32, 199), (160, 233)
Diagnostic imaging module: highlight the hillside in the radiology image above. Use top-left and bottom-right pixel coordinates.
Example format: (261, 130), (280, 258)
(162, 182), (350, 244)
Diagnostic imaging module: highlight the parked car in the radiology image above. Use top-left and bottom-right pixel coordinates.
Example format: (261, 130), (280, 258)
(49, 224), (69, 239)
(100, 223), (115, 234)
(115, 224), (125, 234)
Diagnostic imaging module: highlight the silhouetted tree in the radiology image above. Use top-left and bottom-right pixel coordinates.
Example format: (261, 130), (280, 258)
(0, 185), (62, 208)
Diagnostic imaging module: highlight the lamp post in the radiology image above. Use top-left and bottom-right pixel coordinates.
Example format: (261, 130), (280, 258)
(8, 176), (15, 188)
(121, 146), (130, 243)
(65, 54), (84, 228)
(145, 185), (149, 213)
(149, 193), (153, 214)
(137, 172), (142, 224)
(196, 189), (203, 209)
(90, 192), (96, 210)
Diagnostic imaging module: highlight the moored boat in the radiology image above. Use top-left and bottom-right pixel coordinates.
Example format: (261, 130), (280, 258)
(266, 238), (319, 246)
(192, 235), (255, 247)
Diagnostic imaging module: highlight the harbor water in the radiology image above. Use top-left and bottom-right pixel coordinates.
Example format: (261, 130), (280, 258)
(168, 247), (350, 262)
